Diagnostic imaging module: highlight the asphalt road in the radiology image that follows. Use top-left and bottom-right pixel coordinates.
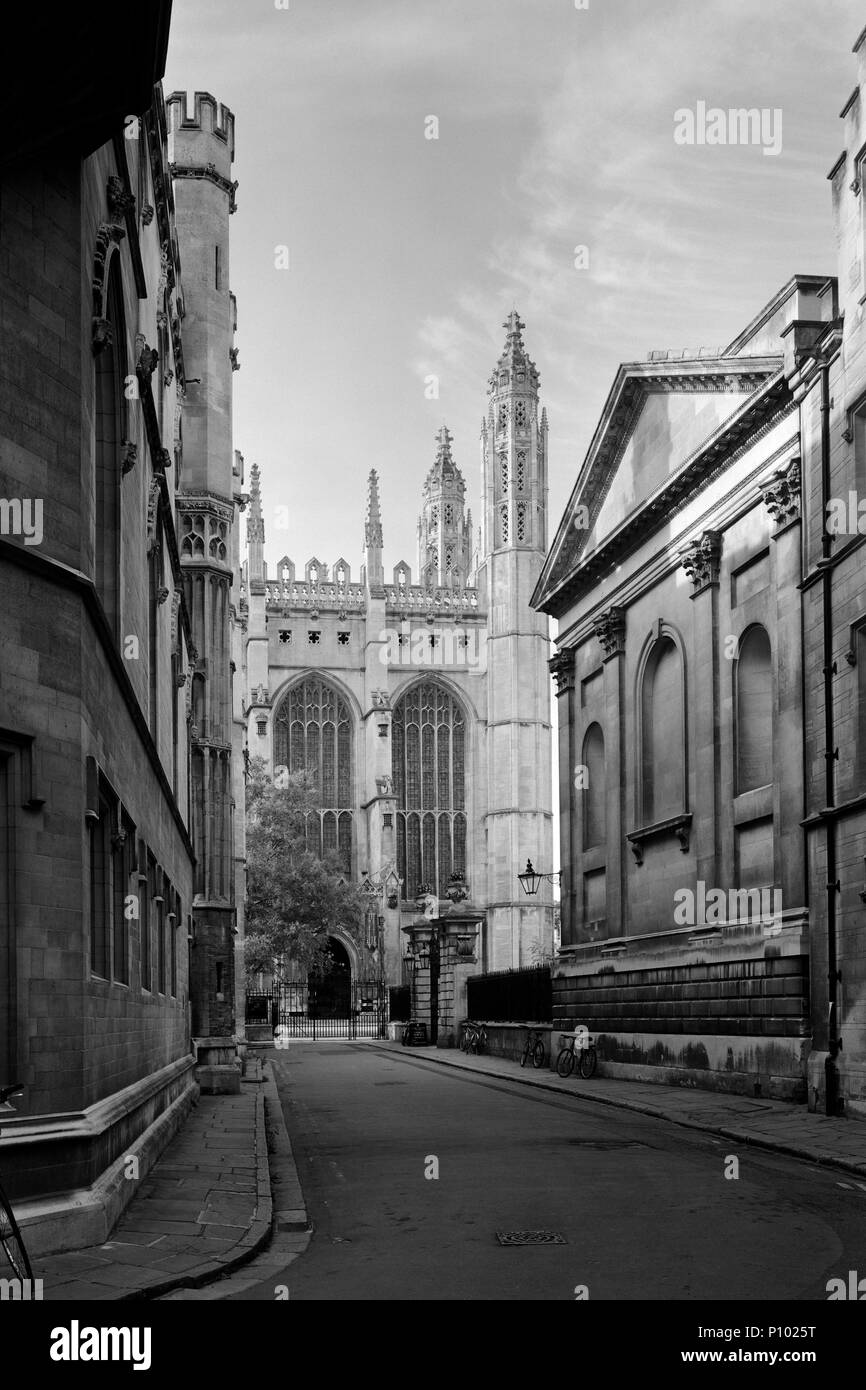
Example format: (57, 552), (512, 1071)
(236, 1041), (865, 1301)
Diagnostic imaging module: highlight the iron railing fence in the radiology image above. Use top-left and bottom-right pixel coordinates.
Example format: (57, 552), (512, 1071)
(467, 966), (552, 1023)
(245, 980), (389, 1039)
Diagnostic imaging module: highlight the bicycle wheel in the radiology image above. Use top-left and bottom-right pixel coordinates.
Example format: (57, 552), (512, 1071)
(579, 1045), (597, 1079)
(531, 1039), (546, 1069)
(0, 1182), (32, 1282)
(556, 1047), (575, 1078)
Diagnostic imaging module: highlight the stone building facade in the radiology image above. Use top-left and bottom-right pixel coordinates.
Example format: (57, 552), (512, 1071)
(796, 26), (866, 1117)
(534, 29), (866, 1115)
(242, 313), (554, 1032)
(0, 51), (245, 1252)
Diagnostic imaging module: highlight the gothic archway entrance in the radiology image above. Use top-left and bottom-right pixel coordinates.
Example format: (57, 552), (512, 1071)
(308, 937), (351, 1019)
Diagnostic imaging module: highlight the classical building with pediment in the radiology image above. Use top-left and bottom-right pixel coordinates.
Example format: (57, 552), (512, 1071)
(241, 314), (554, 1019)
(534, 24), (866, 1117)
(535, 286), (816, 1100)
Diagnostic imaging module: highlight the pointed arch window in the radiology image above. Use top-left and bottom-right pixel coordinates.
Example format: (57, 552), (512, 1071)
(516, 452), (526, 491)
(515, 400), (527, 428)
(499, 455), (508, 493)
(500, 504), (509, 546)
(735, 625), (772, 793)
(273, 678), (354, 870)
(393, 683), (466, 899)
(640, 635), (686, 823)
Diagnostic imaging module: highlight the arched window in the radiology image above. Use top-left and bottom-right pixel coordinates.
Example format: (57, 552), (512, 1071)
(582, 723), (605, 849)
(393, 683), (466, 899)
(273, 678), (354, 869)
(640, 636), (685, 823)
(735, 626), (772, 793)
(95, 256), (125, 636)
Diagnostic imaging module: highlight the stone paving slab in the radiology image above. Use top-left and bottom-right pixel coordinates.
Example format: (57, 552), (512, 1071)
(37, 1085), (274, 1301)
(373, 1042), (866, 1175)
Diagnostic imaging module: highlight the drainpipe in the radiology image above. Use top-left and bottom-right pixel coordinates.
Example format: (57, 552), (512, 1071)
(818, 359), (842, 1116)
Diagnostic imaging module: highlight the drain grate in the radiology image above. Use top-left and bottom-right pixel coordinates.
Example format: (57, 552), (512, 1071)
(567, 1139), (646, 1150)
(496, 1230), (567, 1246)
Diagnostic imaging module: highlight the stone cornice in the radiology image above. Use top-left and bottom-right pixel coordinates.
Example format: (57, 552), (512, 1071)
(169, 161), (238, 213)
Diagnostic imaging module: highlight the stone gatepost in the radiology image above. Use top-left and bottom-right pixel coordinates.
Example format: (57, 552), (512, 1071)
(403, 885), (482, 1047)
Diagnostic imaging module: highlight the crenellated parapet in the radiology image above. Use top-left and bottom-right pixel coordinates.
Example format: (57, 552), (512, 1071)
(166, 91), (235, 158)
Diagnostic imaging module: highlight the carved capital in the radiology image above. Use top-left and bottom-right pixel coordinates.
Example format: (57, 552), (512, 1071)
(594, 606), (626, 659)
(549, 649), (575, 697)
(759, 456), (801, 530)
(107, 175), (135, 222)
(679, 531), (722, 593)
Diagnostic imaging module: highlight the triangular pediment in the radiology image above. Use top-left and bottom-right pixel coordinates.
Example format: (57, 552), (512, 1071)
(536, 355), (782, 609)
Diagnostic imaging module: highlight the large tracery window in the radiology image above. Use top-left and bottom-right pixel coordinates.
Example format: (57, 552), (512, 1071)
(273, 678), (354, 869)
(393, 683), (466, 899)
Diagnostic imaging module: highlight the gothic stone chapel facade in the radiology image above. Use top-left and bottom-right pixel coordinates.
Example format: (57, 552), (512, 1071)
(242, 314), (554, 995)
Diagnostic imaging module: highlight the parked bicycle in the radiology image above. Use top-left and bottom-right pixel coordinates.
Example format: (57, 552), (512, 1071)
(555, 1026), (597, 1079)
(0, 1082), (33, 1282)
(460, 1020), (487, 1054)
(520, 1026), (546, 1069)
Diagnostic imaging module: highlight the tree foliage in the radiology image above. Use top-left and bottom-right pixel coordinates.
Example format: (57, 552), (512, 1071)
(244, 758), (367, 982)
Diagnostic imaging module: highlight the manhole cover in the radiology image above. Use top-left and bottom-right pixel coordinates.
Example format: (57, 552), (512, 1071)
(496, 1230), (567, 1246)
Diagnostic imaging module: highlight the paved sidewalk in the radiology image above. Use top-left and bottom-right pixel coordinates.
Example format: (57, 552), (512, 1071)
(37, 1081), (273, 1301)
(375, 1041), (866, 1176)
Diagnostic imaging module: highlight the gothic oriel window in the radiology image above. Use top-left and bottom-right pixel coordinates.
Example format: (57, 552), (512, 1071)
(393, 682), (466, 899)
(735, 625), (772, 793)
(640, 635), (685, 824)
(95, 256), (126, 638)
(273, 678), (354, 870)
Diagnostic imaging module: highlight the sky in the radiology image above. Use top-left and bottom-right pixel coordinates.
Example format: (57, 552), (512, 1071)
(164, 0), (862, 582)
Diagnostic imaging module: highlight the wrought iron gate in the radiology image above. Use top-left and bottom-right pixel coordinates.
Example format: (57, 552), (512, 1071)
(247, 979), (388, 1039)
